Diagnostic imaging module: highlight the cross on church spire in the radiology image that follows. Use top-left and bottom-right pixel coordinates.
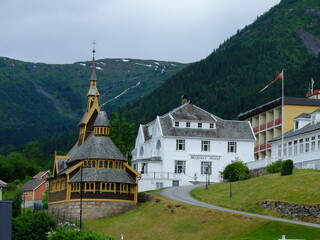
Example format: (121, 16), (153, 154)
(92, 40), (97, 57)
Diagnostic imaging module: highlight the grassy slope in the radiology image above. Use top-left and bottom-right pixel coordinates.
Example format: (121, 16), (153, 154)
(191, 169), (320, 217)
(86, 195), (320, 240)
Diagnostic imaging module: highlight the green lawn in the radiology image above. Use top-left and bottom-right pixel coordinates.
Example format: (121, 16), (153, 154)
(191, 169), (320, 217)
(86, 186), (320, 240)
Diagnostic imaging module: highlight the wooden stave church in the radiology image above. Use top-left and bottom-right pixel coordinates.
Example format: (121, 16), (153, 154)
(48, 49), (140, 220)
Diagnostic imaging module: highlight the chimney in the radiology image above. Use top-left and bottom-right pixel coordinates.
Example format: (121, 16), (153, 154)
(181, 95), (188, 105)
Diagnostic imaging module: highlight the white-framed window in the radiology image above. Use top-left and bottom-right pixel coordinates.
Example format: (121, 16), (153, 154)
(278, 144), (282, 157)
(210, 123), (215, 129)
(228, 142), (237, 153)
(156, 182), (163, 189)
(140, 146), (144, 157)
(156, 140), (161, 150)
(198, 123), (202, 128)
(174, 160), (186, 174)
(133, 163), (138, 171)
(293, 140), (298, 155)
(283, 143), (287, 157)
(305, 137), (310, 152)
(288, 142), (292, 157)
(175, 122), (179, 127)
(186, 122), (190, 128)
(318, 135), (320, 150)
(141, 163), (148, 174)
(201, 162), (212, 175)
(299, 139), (304, 154)
(311, 136), (316, 151)
(176, 139), (186, 151)
(201, 140), (210, 152)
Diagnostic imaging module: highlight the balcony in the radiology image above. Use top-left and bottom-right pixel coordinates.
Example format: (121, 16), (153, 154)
(275, 118), (282, 125)
(140, 172), (182, 180)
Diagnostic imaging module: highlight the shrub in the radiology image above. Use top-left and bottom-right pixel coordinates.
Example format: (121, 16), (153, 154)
(222, 158), (251, 182)
(48, 229), (115, 240)
(12, 211), (56, 240)
(266, 160), (283, 173)
(281, 159), (294, 176)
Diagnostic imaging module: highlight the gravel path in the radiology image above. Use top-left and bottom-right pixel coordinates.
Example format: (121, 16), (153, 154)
(159, 184), (320, 228)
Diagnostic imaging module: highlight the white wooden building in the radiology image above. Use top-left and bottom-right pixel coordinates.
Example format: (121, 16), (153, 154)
(270, 108), (320, 169)
(131, 97), (256, 192)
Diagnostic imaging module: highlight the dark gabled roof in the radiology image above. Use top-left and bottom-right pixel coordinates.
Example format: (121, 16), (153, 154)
(69, 168), (135, 184)
(93, 111), (110, 127)
(67, 133), (126, 163)
(22, 179), (47, 191)
(169, 103), (219, 122)
(295, 113), (311, 119)
(159, 116), (255, 140)
(238, 97), (320, 120)
(270, 122), (320, 143)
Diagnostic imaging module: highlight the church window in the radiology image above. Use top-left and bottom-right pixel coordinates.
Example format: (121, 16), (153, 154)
(99, 160), (103, 168)
(120, 184), (128, 194)
(101, 183), (115, 192)
(85, 182), (95, 192)
(71, 183), (80, 192)
(104, 161), (108, 168)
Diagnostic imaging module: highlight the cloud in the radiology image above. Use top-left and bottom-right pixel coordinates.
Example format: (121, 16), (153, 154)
(0, 0), (280, 64)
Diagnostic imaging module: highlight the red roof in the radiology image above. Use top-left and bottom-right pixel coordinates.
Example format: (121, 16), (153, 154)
(33, 170), (50, 179)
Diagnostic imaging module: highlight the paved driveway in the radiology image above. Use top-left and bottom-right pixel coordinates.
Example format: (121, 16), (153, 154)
(159, 184), (320, 228)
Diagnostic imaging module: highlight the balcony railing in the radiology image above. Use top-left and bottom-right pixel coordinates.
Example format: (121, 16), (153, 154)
(140, 172), (182, 180)
(253, 118), (282, 133)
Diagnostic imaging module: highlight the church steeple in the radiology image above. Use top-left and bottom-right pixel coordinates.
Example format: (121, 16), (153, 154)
(78, 43), (101, 146)
(87, 42), (100, 98)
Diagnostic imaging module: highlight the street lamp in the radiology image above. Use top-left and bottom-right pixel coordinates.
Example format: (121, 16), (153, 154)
(80, 164), (90, 230)
(229, 173), (232, 199)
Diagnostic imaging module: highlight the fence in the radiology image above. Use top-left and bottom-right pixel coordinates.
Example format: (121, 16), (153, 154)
(246, 158), (320, 170)
(140, 172), (182, 180)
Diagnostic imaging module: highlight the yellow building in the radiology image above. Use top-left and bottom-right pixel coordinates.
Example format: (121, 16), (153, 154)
(48, 50), (140, 221)
(238, 96), (320, 160)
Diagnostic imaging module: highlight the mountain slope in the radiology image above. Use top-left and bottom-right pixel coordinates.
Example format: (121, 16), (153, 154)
(0, 57), (186, 146)
(119, 0), (320, 125)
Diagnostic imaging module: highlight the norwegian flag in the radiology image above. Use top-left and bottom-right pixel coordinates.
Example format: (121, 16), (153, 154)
(259, 71), (283, 92)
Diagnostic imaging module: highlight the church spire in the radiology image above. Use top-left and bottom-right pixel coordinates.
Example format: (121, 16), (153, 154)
(87, 41), (100, 97)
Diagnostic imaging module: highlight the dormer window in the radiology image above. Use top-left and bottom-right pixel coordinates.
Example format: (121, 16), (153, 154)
(175, 122), (179, 127)
(210, 123), (215, 129)
(186, 122), (190, 128)
(311, 116), (316, 125)
(198, 123), (202, 128)
(294, 121), (298, 131)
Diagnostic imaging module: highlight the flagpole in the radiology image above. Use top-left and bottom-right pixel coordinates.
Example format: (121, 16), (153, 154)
(281, 69), (284, 159)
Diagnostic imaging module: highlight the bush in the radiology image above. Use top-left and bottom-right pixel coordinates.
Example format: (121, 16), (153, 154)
(48, 229), (115, 240)
(222, 158), (251, 182)
(266, 160), (283, 173)
(281, 159), (294, 176)
(12, 211), (56, 240)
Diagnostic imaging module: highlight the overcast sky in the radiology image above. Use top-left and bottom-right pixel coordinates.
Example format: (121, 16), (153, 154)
(1, 0), (281, 64)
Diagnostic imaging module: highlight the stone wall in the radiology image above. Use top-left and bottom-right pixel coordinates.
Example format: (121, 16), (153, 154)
(258, 200), (320, 222)
(249, 167), (268, 178)
(49, 201), (136, 221)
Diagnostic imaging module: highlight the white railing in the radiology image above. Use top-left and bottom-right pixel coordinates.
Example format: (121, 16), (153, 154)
(245, 157), (277, 170)
(140, 172), (182, 180)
